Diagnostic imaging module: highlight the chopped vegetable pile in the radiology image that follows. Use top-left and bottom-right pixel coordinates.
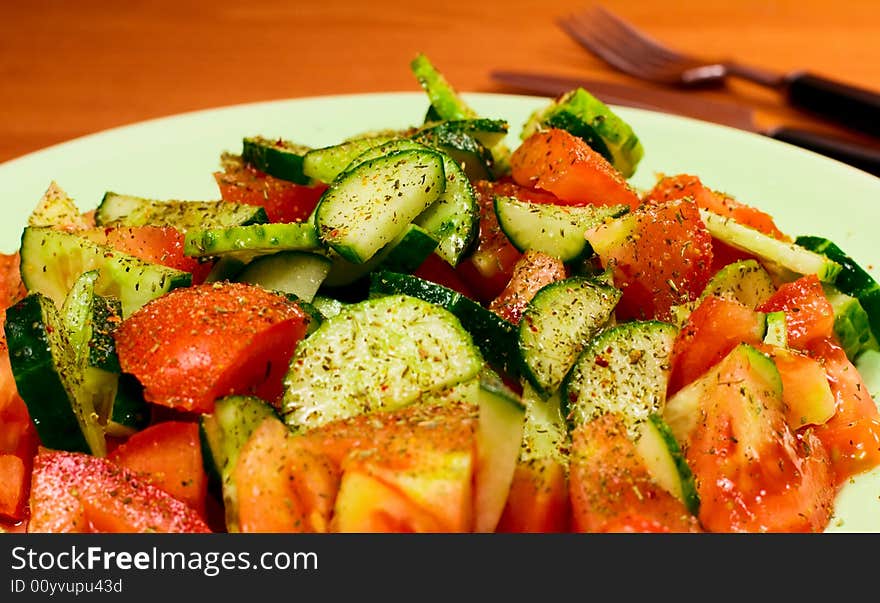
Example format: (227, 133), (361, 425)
(1, 54), (879, 533)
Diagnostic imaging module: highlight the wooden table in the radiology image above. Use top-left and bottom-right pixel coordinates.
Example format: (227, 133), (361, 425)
(2, 0), (879, 164)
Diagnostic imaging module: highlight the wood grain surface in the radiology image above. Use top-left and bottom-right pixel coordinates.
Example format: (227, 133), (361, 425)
(2, 0), (879, 163)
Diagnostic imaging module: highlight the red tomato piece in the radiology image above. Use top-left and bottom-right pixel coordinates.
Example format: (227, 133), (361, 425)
(0, 252), (26, 313)
(569, 414), (702, 533)
(489, 250), (566, 325)
(757, 274), (835, 350)
(510, 128), (640, 209)
(108, 421), (208, 517)
(586, 198), (714, 321)
(683, 346), (835, 532)
(28, 449), (211, 533)
(412, 253), (478, 300)
(0, 455), (26, 520)
(214, 162), (327, 224)
(453, 180), (523, 303)
(807, 338), (880, 485)
(644, 173), (788, 240)
(668, 296), (766, 395)
(495, 458), (570, 533)
(0, 348), (38, 522)
(114, 281), (310, 413)
(81, 225), (213, 285)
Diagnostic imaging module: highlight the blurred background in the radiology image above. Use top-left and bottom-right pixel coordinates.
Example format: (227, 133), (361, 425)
(2, 0), (879, 163)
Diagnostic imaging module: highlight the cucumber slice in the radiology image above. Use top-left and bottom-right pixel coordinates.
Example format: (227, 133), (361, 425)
(302, 134), (397, 184)
(95, 192), (268, 230)
(796, 235), (880, 342)
(474, 371), (526, 533)
(699, 210), (841, 282)
(822, 283), (880, 361)
(518, 277), (621, 397)
(701, 258), (777, 309)
(310, 294), (349, 320)
(519, 382), (569, 467)
(314, 149), (446, 264)
(369, 270), (521, 377)
(635, 414), (700, 515)
(411, 120), (496, 182)
(281, 294), (483, 432)
(346, 138), (478, 266)
(20, 226), (192, 318)
(106, 373), (150, 437)
(183, 222), (321, 262)
(4, 293), (105, 456)
(494, 195), (628, 262)
(563, 320), (678, 432)
(199, 395), (280, 532)
(241, 136), (311, 185)
(763, 311), (788, 348)
(236, 251), (331, 303)
(522, 87), (645, 178)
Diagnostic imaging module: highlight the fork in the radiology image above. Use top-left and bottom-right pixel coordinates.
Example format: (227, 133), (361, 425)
(558, 5), (880, 138)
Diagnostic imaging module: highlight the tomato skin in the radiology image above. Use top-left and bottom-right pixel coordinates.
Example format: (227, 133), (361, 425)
(81, 225), (213, 285)
(114, 282), (310, 414)
(587, 198), (714, 321)
(495, 458), (570, 533)
(511, 128), (640, 209)
(214, 163), (327, 224)
(488, 250), (566, 324)
(806, 338), (880, 485)
(757, 274), (834, 350)
(0, 347), (38, 522)
(644, 173), (788, 240)
(668, 296), (766, 395)
(108, 421), (208, 517)
(28, 449), (211, 533)
(569, 414), (702, 533)
(453, 180), (523, 303)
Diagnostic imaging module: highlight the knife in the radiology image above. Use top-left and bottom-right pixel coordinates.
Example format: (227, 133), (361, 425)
(490, 70), (880, 177)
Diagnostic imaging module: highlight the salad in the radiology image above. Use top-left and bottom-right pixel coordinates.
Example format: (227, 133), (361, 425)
(1, 54), (879, 533)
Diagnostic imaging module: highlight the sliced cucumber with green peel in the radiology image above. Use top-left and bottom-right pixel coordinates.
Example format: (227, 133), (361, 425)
(522, 87), (645, 178)
(518, 277), (620, 397)
(411, 120), (495, 182)
(20, 226), (192, 317)
(199, 395), (280, 532)
(563, 320), (678, 432)
(796, 235), (880, 342)
(4, 293), (105, 456)
(310, 294), (349, 320)
(634, 413), (699, 515)
(302, 134), (397, 184)
(494, 195), (628, 262)
(183, 222), (321, 262)
(763, 311), (788, 348)
(241, 136), (312, 184)
(106, 373), (150, 437)
(699, 210), (841, 282)
(314, 149), (446, 264)
(346, 138), (478, 266)
(95, 192), (268, 230)
(701, 258), (777, 309)
(369, 269), (521, 377)
(236, 251), (331, 303)
(281, 294), (484, 433)
(519, 382), (569, 467)
(822, 283), (880, 361)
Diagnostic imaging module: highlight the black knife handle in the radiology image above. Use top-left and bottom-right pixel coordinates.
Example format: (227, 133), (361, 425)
(766, 126), (880, 177)
(784, 72), (880, 138)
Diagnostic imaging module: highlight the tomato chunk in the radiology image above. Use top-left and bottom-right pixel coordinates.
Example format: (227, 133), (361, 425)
(114, 281), (310, 413)
(0, 347), (38, 522)
(214, 161), (327, 224)
(586, 198), (714, 321)
(807, 338), (880, 485)
(510, 128), (640, 209)
(28, 449), (210, 533)
(489, 250), (566, 324)
(569, 414), (701, 533)
(757, 274), (835, 350)
(495, 458), (569, 533)
(644, 173), (788, 240)
(668, 296), (766, 395)
(108, 421), (208, 517)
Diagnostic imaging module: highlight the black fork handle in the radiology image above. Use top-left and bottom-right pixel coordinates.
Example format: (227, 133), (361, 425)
(766, 125), (880, 177)
(785, 72), (880, 139)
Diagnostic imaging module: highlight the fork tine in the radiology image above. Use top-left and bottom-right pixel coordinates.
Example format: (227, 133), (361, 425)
(559, 6), (699, 83)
